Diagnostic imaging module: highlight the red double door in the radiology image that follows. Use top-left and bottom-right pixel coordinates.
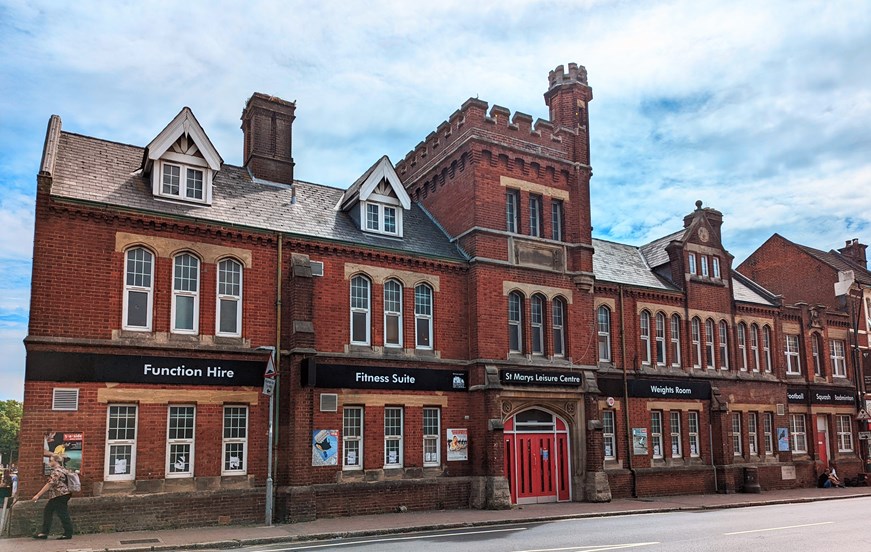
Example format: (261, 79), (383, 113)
(504, 409), (571, 504)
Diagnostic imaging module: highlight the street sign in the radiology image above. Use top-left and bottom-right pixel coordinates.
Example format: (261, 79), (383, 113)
(858, 431), (871, 441)
(264, 355), (276, 379)
(857, 409), (870, 421)
(262, 377), (275, 396)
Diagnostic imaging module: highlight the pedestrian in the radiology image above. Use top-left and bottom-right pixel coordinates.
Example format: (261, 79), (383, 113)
(31, 453), (73, 540)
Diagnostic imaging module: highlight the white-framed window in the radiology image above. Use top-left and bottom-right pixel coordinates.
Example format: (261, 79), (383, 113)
(719, 320), (730, 370)
(508, 292), (523, 353)
(216, 258), (243, 337)
(831, 339), (847, 377)
(750, 324), (760, 372)
(670, 314), (681, 367)
(701, 255), (709, 277)
(688, 253), (697, 275)
(712, 256), (721, 278)
(350, 275), (371, 345)
(531, 294), (545, 355)
(655, 313), (666, 366)
(763, 326), (772, 372)
(362, 201), (401, 236)
(384, 279), (403, 348)
(748, 412), (758, 455)
(692, 317), (702, 369)
(506, 189), (519, 233)
(688, 411), (701, 457)
(785, 334), (801, 375)
(529, 195), (542, 237)
(384, 407), (403, 468)
(414, 284), (433, 350)
(551, 200), (564, 241)
(836, 414), (854, 452)
(598, 306), (611, 362)
(343, 407), (363, 470)
(166, 405), (195, 478)
(670, 411), (682, 458)
(552, 297), (566, 357)
(603, 410), (616, 461)
(789, 414), (807, 453)
(123, 247), (154, 331)
(651, 411), (664, 458)
(423, 407), (440, 466)
(640, 311), (652, 365)
(812, 334), (822, 376)
(105, 404), (137, 481)
(172, 253), (200, 334)
(732, 412), (742, 456)
(705, 319), (715, 369)
(763, 412), (774, 454)
(737, 323), (748, 371)
(160, 161), (206, 202)
(222, 406), (248, 475)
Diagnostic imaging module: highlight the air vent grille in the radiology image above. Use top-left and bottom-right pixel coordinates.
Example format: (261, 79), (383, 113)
(320, 393), (338, 412)
(53, 388), (79, 411)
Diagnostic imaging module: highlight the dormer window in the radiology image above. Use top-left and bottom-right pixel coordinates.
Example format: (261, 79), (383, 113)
(340, 156), (411, 239)
(161, 162), (205, 201)
(363, 201), (401, 236)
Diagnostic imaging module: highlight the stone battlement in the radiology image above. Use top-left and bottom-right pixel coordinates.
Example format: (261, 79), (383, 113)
(548, 63), (588, 90)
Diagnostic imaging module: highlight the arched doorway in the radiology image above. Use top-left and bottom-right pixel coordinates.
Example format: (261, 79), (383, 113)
(503, 408), (571, 504)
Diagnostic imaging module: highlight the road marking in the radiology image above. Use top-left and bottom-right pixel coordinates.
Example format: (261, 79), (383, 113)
(724, 521), (834, 535)
(244, 527), (527, 551)
(515, 544), (659, 552)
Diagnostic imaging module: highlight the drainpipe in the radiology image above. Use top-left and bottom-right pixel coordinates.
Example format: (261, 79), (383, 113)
(273, 233), (283, 521)
(619, 284), (637, 497)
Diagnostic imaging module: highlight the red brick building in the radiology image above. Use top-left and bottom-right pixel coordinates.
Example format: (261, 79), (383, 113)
(15, 64), (865, 535)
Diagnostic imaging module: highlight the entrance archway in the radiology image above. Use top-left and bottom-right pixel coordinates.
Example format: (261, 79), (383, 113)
(503, 408), (571, 504)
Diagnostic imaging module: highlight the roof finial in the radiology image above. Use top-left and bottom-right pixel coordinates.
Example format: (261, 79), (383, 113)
(695, 200), (703, 210)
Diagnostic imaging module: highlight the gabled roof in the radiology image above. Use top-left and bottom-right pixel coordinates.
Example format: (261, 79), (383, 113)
(141, 107), (223, 172)
(793, 242), (871, 286)
(732, 270), (779, 306)
(592, 238), (680, 291)
(47, 131), (464, 262)
(339, 155), (410, 211)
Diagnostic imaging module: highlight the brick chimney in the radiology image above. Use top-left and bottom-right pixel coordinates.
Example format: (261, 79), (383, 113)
(241, 93), (296, 185)
(543, 63), (593, 165)
(838, 238), (867, 269)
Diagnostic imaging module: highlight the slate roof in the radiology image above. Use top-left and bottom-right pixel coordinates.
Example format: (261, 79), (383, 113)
(49, 132), (465, 262)
(732, 271), (778, 306)
(794, 243), (871, 285)
(639, 229), (685, 268)
(592, 238), (678, 291)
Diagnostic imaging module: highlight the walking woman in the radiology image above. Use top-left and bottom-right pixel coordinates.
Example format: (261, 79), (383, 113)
(31, 453), (73, 539)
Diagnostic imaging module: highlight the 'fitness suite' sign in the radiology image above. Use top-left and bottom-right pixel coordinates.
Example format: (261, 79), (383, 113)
(304, 363), (468, 392)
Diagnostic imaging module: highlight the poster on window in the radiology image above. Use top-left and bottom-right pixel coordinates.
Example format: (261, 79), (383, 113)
(446, 428), (468, 461)
(311, 429), (338, 466)
(43, 431), (83, 474)
(777, 427), (790, 451)
(632, 428), (648, 455)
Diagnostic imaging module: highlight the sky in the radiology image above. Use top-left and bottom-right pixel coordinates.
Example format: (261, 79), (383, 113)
(1, 1), (870, 401)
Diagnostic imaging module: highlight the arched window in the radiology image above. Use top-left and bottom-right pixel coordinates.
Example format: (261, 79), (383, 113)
(719, 321), (729, 370)
(691, 317), (702, 368)
(508, 292), (523, 353)
(123, 247), (154, 330)
(350, 275), (371, 345)
(670, 314), (681, 367)
(552, 297), (566, 357)
(414, 284), (433, 350)
(655, 313), (666, 366)
(750, 323), (760, 372)
(737, 323), (747, 371)
(640, 311), (651, 365)
(531, 294), (546, 355)
(705, 319), (715, 369)
(763, 325), (772, 372)
(172, 253), (200, 333)
(384, 280), (403, 347)
(597, 306), (611, 362)
(216, 258), (242, 337)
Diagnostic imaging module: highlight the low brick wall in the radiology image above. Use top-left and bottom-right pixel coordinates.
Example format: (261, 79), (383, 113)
(8, 488), (264, 537)
(279, 477), (473, 523)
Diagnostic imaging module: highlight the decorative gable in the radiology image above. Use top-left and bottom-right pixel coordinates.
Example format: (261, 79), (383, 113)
(141, 107), (223, 205)
(340, 156), (411, 238)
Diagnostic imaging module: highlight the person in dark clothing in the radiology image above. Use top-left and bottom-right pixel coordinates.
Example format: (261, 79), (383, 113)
(31, 454), (73, 540)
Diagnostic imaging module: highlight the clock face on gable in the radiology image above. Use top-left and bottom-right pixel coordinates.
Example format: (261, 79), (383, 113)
(697, 227), (709, 243)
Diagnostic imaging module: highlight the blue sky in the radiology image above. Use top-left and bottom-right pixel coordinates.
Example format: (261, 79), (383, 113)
(1, 1), (870, 401)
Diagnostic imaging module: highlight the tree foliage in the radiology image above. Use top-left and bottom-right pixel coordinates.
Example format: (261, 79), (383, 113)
(0, 400), (22, 464)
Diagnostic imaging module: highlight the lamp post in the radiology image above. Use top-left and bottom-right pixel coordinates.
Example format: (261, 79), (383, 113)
(257, 346), (277, 526)
(835, 271), (868, 471)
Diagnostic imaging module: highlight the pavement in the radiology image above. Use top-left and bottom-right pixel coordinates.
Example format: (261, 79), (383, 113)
(3, 485), (871, 552)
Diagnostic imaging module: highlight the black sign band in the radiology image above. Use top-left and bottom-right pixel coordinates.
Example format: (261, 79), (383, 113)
(598, 378), (711, 400)
(304, 363), (468, 392)
(787, 386), (856, 405)
(500, 369), (583, 387)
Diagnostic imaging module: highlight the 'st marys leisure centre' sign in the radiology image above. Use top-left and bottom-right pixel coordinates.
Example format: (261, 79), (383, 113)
(500, 369), (583, 387)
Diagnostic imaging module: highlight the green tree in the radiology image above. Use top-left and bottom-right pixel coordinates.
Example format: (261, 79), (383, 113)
(0, 400), (22, 464)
